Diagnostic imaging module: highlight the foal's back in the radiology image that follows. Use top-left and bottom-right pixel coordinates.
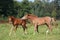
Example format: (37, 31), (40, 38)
(13, 18), (26, 25)
(34, 16), (51, 25)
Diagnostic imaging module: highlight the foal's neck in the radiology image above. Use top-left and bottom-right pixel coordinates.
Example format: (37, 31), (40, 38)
(11, 18), (16, 23)
(28, 16), (37, 21)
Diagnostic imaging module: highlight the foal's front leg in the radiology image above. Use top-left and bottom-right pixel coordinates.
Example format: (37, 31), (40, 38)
(34, 24), (39, 35)
(46, 24), (52, 34)
(13, 25), (18, 36)
(9, 26), (14, 36)
(22, 25), (27, 34)
(9, 25), (18, 36)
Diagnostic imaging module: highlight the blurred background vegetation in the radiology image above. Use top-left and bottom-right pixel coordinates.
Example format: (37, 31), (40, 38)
(0, 0), (60, 20)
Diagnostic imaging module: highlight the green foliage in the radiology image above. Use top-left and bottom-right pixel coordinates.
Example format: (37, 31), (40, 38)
(51, 10), (57, 17)
(0, 0), (60, 19)
(0, 0), (16, 17)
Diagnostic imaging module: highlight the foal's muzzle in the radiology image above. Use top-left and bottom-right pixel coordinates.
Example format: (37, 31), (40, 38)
(9, 21), (12, 24)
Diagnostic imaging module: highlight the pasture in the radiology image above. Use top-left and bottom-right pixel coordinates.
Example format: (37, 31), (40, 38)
(0, 20), (60, 40)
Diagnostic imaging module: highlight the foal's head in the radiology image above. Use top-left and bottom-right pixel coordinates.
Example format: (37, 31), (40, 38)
(22, 14), (37, 20)
(21, 14), (30, 20)
(8, 16), (15, 23)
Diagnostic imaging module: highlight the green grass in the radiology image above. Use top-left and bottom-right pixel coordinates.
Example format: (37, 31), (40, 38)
(0, 21), (60, 40)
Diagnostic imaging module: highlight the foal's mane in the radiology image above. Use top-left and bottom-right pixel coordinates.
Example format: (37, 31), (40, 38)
(27, 14), (38, 17)
(8, 16), (15, 20)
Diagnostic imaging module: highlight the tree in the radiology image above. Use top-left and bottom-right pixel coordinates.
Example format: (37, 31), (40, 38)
(0, 0), (15, 17)
(16, 0), (31, 18)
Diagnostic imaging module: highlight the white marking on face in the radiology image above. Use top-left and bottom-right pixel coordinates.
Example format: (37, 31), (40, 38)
(21, 17), (25, 19)
(9, 18), (11, 21)
(21, 16), (27, 19)
(9, 18), (12, 24)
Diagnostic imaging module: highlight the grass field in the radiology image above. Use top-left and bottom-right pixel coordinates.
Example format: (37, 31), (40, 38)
(0, 21), (60, 40)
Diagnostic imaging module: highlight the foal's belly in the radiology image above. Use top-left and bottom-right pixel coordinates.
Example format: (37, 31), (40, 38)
(37, 19), (45, 25)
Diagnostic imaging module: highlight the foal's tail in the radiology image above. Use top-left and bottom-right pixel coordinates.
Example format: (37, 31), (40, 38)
(51, 18), (58, 28)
